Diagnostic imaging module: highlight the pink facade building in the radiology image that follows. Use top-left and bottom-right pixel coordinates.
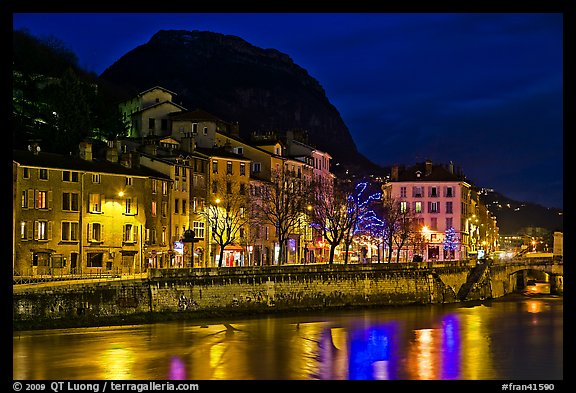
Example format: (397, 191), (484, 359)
(382, 160), (497, 262)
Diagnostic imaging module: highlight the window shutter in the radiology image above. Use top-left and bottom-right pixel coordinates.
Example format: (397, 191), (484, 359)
(34, 221), (38, 240)
(134, 225), (138, 241)
(437, 202), (440, 213)
(101, 195), (106, 212)
(100, 224), (104, 242)
(87, 223), (92, 241)
(47, 221), (53, 240)
(134, 197), (138, 214)
(27, 189), (34, 209)
(48, 191), (53, 210)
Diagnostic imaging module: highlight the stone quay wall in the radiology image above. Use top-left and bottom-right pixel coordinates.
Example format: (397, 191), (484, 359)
(12, 263), (497, 330)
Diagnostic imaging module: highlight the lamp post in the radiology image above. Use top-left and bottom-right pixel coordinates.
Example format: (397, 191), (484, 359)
(421, 225), (429, 261)
(183, 228), (197, 268)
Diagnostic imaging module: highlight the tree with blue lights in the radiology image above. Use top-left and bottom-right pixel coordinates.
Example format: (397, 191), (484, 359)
(443, 227), (459, 260)
(309, 179), (381, 264)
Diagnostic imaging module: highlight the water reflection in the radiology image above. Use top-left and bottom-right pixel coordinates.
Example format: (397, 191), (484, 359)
(13, 296), (562, 380)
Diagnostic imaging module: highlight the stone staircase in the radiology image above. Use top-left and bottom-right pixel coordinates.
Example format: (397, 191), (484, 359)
(457, 263), (489, 301)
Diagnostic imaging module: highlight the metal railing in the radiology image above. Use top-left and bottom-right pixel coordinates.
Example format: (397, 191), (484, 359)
(13, 268), (148, 285)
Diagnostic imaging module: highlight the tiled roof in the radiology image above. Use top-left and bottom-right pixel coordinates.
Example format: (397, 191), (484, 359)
(13, 149), (171, 180)
(393, 161), (468, 183)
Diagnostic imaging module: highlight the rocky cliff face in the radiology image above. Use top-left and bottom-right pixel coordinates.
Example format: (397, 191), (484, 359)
(98, 29), (382, 176)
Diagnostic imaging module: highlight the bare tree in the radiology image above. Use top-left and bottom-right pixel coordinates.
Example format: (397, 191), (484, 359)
(377, 193), (420, 263)
(392, 207), (420, 263)
(309, 179), (378, 264)
(255, 165), (308, 264)
(200, 177), (249, 267)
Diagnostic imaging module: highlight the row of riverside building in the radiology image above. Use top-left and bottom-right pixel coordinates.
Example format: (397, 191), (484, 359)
(12, 86), (498, 276)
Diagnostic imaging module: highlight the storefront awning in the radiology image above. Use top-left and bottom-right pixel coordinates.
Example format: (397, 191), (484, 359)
(224, 245), (243, 251)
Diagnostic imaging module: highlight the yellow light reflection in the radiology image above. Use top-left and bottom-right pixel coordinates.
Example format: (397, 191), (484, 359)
(100, 346), (135, 380)
(461, 312), (495, 379)
(526, 300), (543, 314)
(415, 329), (435, 380)
(209, 342), (227, 379)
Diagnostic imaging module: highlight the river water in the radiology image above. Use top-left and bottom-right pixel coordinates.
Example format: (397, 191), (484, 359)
(13, 295), (562, 381)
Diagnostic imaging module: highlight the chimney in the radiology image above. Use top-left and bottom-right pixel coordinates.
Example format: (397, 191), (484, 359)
(143, 143), (158, 156)
(79, 141), (92, 161)
(106, 140), (119, 163)
(130, 151), (140, 168)
(449, 160), (454, 174)
(425, 159), (432, 176)
(391, 165), (399, 181)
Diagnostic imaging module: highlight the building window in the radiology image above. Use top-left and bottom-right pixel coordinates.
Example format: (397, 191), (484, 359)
(428, 201), (440, 213)
(239, 183), (246, 195)
(400, 187), (407, 198)
(446, 217), (453, 230)
(212, 160), (219, 174)
(429, 187), (438, 197)
(152, 180), (158, 194)
(23, 168), (30, 178)
(192, 123), (198, 134)
(252, 162), (261, 173)
(125, 197), (137, 215)
(203, 126), (208, 135)
(400, 201), (408, 213)
(431, 218), (438, 231)
(193, 221), (205, 239)
(151, 201), (157, 217)
(175, 166), (180, 176)
(162, 227), (167, 245)
(21, 189), (32, 208)
(20, 221), (31, 240)
(37, 190), (49, 209)
(149, 118), (155, 129)
(89, 194), (102, 213)
(87, 253), (104, 268)
(413, 186), (423, 198)
(61, 221), (79, 241)
(212, 181), (218, 194)
(226, 161), (233, 175)
(39, 168), (48, 180)
(415, 201), (422, 213)
(33, 252), (51, 267)
(124, 224), (137, 243)
(88, 223), (102, 242)
(126, 177), (133, 186)
(62, 192), (79, 211)
(446, 201), (453, 214)
(445, 187), (454, 197)
(62, 171), (79, 182)
(182, 200), (187, 215)
(226, 181), (232, 194)
(162, 181), (168, 195)
(162, 202), (168, 217)
(35, 220), (50, 240)
(92, 174), (100, 184)
(174, 199), (180, 214)
(161, 119), (168, 131)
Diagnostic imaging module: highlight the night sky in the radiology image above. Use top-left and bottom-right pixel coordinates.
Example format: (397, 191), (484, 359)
(12, 12), (564, 209)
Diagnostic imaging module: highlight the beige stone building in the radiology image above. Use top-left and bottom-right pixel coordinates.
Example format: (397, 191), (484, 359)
(13, 142), (171, 276)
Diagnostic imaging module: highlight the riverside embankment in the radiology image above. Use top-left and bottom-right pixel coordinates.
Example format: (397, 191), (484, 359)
(14, 261), (561, 330)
